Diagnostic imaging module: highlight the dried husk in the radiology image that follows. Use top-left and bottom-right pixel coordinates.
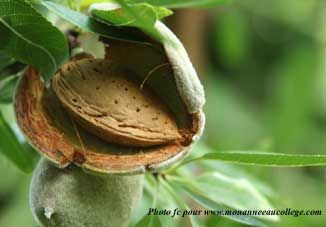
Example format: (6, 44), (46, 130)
(14, 23), (205, 174)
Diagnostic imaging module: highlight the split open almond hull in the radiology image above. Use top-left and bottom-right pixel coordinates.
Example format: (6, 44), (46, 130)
(14, 23), (205, 174)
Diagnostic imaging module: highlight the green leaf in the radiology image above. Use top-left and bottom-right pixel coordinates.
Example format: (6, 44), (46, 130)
(153, 5), (173, 19)
(0, 75), (19, 103)
(172, 180), (269, 227)
(140, 174), (179, 227)
(199, 173), (274, 211)
(134, 212), (162, 227)
(134, 175), (162, 227)
(91, 2), (172, 24)
(80, 0), (110, 9)
(174, 143), (277, 199)
(0, 0), (69, 84)
(172, 173), (276, 220)
(181, 151), (326, 167)
(125, 0), (232, 9)
(0, 112), (36, 173)
(160, 177), (205, 227)
(41, 1), (150, 44)
(0, 50), (14, 71)
(90, 1), (170, 40)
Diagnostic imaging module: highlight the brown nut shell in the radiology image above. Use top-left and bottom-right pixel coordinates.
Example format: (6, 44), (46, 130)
(51, 58), (181, 147)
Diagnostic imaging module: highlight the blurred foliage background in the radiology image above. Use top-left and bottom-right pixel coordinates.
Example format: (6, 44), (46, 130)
(0, 0), (325, 226)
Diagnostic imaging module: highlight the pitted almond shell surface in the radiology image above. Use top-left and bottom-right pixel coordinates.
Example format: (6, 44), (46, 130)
(52, 58), (181, 147)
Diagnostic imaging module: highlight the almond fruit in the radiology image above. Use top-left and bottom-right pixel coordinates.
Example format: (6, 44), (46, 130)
(15, 22), (205, 174)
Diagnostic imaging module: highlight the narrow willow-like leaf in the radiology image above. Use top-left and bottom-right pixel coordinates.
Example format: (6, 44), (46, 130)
(126, 0), (232, 9)
(168, 174), (277, 222)
(0, 112), (35, 173)
(91, 0), (164, 40)
(134, 210), (162, 227)
(41, 1), (149, 44)
(170, 179), (268, 227)
(91, 2), (172, 27)
(0, 0), (68, 84)
(134, 175), (161, 227)
(171, 143), (277, 199)
(160, 177), (205, 227)
(181, 151), (326, 167)
(80, 0), (108, 9)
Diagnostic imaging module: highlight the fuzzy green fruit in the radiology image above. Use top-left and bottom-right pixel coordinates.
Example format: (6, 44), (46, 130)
(30, 158), (144, 227)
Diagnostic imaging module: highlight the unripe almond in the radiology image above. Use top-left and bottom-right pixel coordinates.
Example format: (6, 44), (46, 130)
(30, 158), (143, 227)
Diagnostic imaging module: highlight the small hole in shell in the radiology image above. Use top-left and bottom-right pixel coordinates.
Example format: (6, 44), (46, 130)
(125, 88), (128, 91)
(72, 99), (77, 102)
(136, 108), (140, 112)
(114, 100), (118, 104)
